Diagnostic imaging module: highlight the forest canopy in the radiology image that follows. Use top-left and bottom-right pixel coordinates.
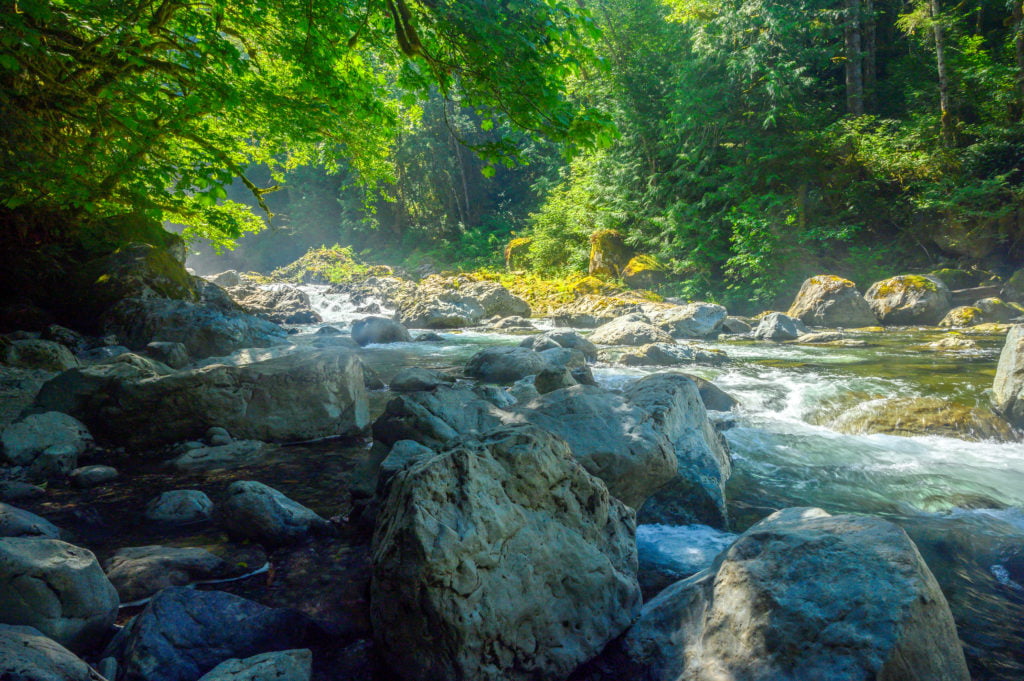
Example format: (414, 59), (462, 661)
(0, 0), (607, 247)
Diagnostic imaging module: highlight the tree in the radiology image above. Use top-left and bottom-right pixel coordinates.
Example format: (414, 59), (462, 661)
(0, 0), (608, 246)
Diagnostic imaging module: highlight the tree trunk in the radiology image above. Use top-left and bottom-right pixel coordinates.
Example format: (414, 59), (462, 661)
(845, 0), (865, 116)
(931, 0), (953, 145)
(863, 0), (877, 111)
(1014, 0), (1024, 118)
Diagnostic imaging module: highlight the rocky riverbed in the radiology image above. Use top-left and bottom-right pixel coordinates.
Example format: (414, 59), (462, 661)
(2, 262), (1023, 681)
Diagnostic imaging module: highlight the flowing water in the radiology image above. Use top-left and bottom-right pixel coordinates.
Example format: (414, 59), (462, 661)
(252, 287), (1024, 677)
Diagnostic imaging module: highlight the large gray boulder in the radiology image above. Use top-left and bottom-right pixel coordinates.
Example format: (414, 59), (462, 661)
(787, 275), (878, 327)
(32, 348), (368, 449)
(396, 279), (530, 329)
(645, 302), (728, 338)
(520, 330), (598, 362)
(550, 295), (641, 328)
(225, 284), (320, 324)
(0, 538), (119, 653)
(0, 624), (105, 681)
(1, 339), (80, 372)
(104, 545), (231, 604)
(197, 649), (312, 681)
(102, 297), (287, 360)
(625, 374), (732, 528)
(589, 316), (675, 346)
(576, 507), (969, 681)
(372, 384), (505, 449)
(371, 426), (641, 681)
(752, 312), (808, 341)
(464, 346), (550, 383)
(0, 502), (60, 539)
(864, 275), (952, 325)
(992, 324), (1024, 428)
(219, 481), (330, 546)
(351, 316), (412, 346)
(106, 587), (311, 681)
(1, 411), (93, 466)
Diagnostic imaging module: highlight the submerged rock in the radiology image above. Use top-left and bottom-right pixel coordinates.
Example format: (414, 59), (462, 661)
(618, 342), (726, 367)
(0, 538), (119, 653)
(33, 348), (368, 449)
(168, 440), (267, 471)
(371, 426), (641, 681)
(787, 275), (877, 327)
(351, 316), (412, 346)
(145, 490), (214, 523)
(830, 397), (1015, 442)
(864, 275), (952, 325)
(1, 339), (80, 371)
(576, 507), (970, 681)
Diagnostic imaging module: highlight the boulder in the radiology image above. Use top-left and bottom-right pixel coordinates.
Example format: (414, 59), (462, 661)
(685, 375), (738, 412)
(624, 374), (732, 527)
(1001, 268), (1024, 304)
(721, 316), (752, 334)
(925, 335), (979, 351)
(645, 303), (728, 338)
(70, 465), (119, 488)
(520, 330), (598, 362)
(28, 444), (79, 480)
(618, 343), (726, 367)
(102, 297), (287, 360)
(1, 411), (93, 466)
(0, 538), (119, 653)
(226, 284), (320, 324)
(219, 481), (330, 546)
(1, 339), (80, 371)
(396, 279), (530, 329)
(206, 270), (243, 287)
(41, 324), (88, 353)
(372, 385), (505, 449)
(975, 297), (1023, 323)
(786, 275), (877, 327)
(32, 348), (368, 449)
(0, 502), (60, 538)
(389, 367), (455, 392)
(0, 624), (104, 681)
(752, 312), (807, 341)
(992, 324), (1024, 429)
(197, 649), (313, 681)
(0, 481), (45, 502)
(864, 275), (952, 326)
(589, 316), (675, 346)
(549, 295), (642, 328)
(77, 242), (197, 320)
(464, 346), (549, 383)
(143, 341), (190, 369)
(104, 545), (231, 604)
(145, 490), (214, 523)
(534, 367), (578, 394)
(107, 587), (311, 681)
(351, 316), (412, 346)
(830, 397), (1015, 442)
(622, 255), (667, 288)
(939, 306), (983, 327)
(575, 508), (970, 681)
(589, 229), (633, 277)
(168, 440), (267, 471)
(371, 426), (641, 681)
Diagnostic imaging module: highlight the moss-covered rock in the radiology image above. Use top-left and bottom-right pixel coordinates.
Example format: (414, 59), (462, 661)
(270, 245), (392, 284)
(503, 237), (533, 270)
(831, 397), (1016, 442)
(974, 297), (1023, 323)
(928, 268), (980, 291)
(939, 306), (983, 328)
(588, 230), (633, 278)
(786, 275), (877, 327)
(864, 275), (952, 325)
(621, 255), (667, 289)
(1001, 269), (1024, 304)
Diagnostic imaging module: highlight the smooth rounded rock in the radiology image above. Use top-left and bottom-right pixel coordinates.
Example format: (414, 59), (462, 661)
(351, 316), (412, 346)
(0, 502), (60, 538)
(1, 411), (93, 466)
(70, 465), (119, 488)
(197, 649), (313, 681)
(145, 490), (214, 523)
(787, 275), (877, 327)
(219, 481), (329, 546)
(0, 624), (101, 681)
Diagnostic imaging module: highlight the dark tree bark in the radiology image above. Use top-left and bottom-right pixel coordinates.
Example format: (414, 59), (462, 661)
(930, 0), (953, 145)
(845, 0), (865, 115)
(863, 0), (877, 110)
(1014, 0), (1024, 118)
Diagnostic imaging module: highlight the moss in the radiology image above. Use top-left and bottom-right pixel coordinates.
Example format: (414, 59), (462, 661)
(939, 306), (982, 328)
(588, 229), (633, 277)
(872, 275), (939, 297)
(572, 276), (609, 295)
(270, 245), (392, 284)
(808, 274), (855, 294)
(929, 268), (978, 291)
(503, 237), (533, 270)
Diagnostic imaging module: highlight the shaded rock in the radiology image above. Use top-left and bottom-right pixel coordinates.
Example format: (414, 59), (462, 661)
(930, 267), (983, 291)
(636, 524), (737, 600)
(975, 297), (1023, 323)
(77, 242), (196, 320)
(618, 343), (726, 367)
(351, 316), (411, 346)
(226, 284), (320, 324)
(520, 330), (598, 362)
(197, 649), (312, 681)
(389, 367), (454, 392)
(589, 229), (633, 277)
(102, 297), (287, 360)
(29, 444), (78, 480)
(490, 315), (536, 331)
(0, 502), (60, 538)
(590, 316), (675, 346)
(830, 397), (1015, 441)
(864, 275), (952, 325)
(645, 303), (727, 338)
(2, 411), (92, 466)
(0, 480), (46, 501)
(206, 426), (232, 446)
(376, 440), (436, 494)
(104, 545), (231, 603)
(314, 325), (342, 335)
(465, 346), (548, 383)
(534, 367), (578, 394)
(622, 254), (667, 289)
(991, 324), (1024, 429)
(220, 481), (330, 546)
(0, 538), (118, 653)
(108, 587), (311, 681)
(168, 440), (267, 471)
(41, 325), (88, 353)
(1, 339), (80, 371)
(78, 345), (131, 362)
(1001, 268), (1024, 304)
(684, 375), (738, 412)
(575, 507), (969, 681)
(624, 374), (732, 528)
(145, 490), (214, 523)
(70, 465), (119, 488)
(787, 275), (877, 327)
(0, 365), (53, 428)
(752, 312), (807, 341)
(33, 348), (368, 449)
(143, 341), (189, 369)
(372, 385), (504, 449)
(720, 316), (751, 334)
(0, 624), (105, 681)
(414, 332), (444, 342)
(371, 426), (641, 681)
